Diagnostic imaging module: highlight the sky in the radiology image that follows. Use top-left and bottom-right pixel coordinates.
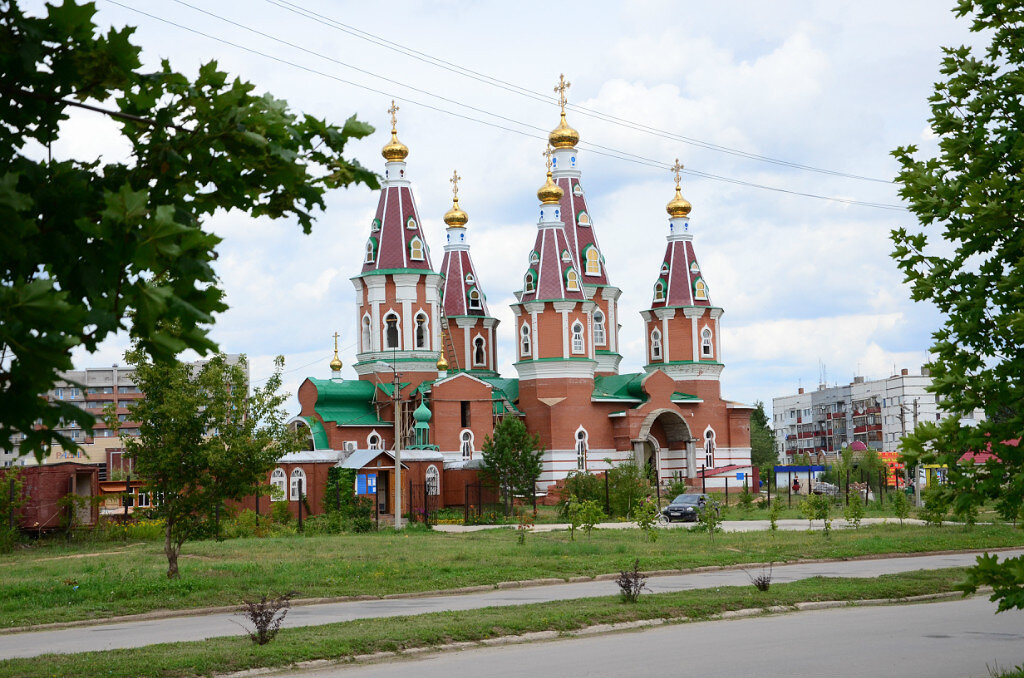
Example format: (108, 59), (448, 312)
(34, 0), (985, 419)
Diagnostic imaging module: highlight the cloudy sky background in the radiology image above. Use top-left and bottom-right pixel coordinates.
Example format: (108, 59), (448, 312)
(37, 0), (983, 419)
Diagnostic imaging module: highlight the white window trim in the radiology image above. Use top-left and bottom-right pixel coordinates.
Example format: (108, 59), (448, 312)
(468, 288), (482, 310)
(566, 270), (580, 292)
(270, 468), (286, 501)
(574, 426), (588, 470)
(593, 311), (606, 346)
(367, 430), (383, 450)
(701, 327), (713, 358)
(290, 468), (307, 501)
(460, 429), (474, 460)
(650, 328), (662, 361)
(409, 236), (425, 261)
(703, 426), (716, 468)
(426, 464), (440, 496)
(472, 335), (487, 367)
(365, 240), (376, 263)
(383, 312), (401, 350)
(654, 281), (665, 301)
(584, 248), (600, 276)
(414, 312), (430, 350)
(571, 321), (585, 355)
(520, 323), (532, 357)
(361, 314), (372, 352)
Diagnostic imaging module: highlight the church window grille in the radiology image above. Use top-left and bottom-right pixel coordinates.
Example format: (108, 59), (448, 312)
(409, 237), (425, 261)
(270, 468), (286, 501)
(704, 428), (716, 468)
(415, 313), (429, 350)
(290, 468), (306, 501)
(460, 429), (474, 460)
(653, 279), (666, 302)
(575, 428), (588, 470)
(584, 246), (601, 276)
(571, 321), (585, 354)
(701, 327), (713, 358)
(361, 315), (371, 352)
(473, 336), (486, 366)
(650, 329), (662, 361)
(566, 269), (581, 292)
(520, 323), (532, 357)
(468, 288), (482, 310)
(524, 270), (536, 293)
(425, 465), (440, 496)
(384, 313), (400, 349)
(593, 311), (606, 346)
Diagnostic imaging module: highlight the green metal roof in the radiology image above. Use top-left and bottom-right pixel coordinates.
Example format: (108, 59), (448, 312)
(481, 377), (521, 416)
(301, 415), (330, 450)
(671, 391), (702, 402)
(592, 373), (647, 402)
(308, 378), (392, 428)
(375, 381), (411, 399)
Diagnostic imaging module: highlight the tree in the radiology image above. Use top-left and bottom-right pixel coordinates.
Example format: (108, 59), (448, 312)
(480, 417), (543, 515)
(892, 0), (1024, 612)
(0, 1), (377, 462)
(120, 349), (295, 578)
(750, 400), (776, 477)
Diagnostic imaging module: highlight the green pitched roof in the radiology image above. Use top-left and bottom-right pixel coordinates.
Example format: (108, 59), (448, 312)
(301, 416), (330, 450)
(308, 378), (392, 428)
(481, 377), (521, 416)
(592, 373), (647, 402)
(671, 391), (701, 402)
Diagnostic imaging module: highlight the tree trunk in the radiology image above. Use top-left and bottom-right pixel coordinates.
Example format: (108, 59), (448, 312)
(164, 519), (179, 579)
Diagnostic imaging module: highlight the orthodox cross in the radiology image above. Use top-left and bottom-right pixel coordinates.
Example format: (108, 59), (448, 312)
(554, 74), (571, 113)
(387, 100), (399, 131)
(671, 158), (684, 188)
(542, 145), (554, 171)
(450, 169), (461, 201)
(333, 331), (340, 353)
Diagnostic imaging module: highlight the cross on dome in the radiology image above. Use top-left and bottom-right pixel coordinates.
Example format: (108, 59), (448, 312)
(549, 74), (580, 149)
(542, 145), (554, 171)
(554, 74), (571, 113)
(388, 100), (400, 131)
(382, 100), (409, 161)
(444, 168), (469, 227)
(450, 169), (461, 200)
(666, 157), (692, 218)
(330, 331), (342, 371)
(671, 158), (684, 188)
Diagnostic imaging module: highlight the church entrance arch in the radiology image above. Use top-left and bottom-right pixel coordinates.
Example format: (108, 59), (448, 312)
(633, 409), (694, 484)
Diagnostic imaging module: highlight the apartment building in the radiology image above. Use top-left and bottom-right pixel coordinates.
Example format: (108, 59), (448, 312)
(771, 367), (980, 463)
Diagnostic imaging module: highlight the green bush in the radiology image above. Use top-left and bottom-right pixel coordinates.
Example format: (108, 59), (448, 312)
(844, 496), (865, 528)
(558, 471), (605, 518)
(271, 500), (292, 525)
(919, 488), (949, 526)
(350, 496), (375, 533)
(691, 498), (723, 540)
(891, 489), (911, 526)
(737, 490), (755, 513)
(768, 499), (783, 533)
(606, 461), (650, 519)
(634, 496), (659, 542)
(663, 477), (689, 501)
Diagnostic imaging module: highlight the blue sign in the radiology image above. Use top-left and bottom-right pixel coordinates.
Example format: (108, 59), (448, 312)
(356, 473), (378, 494)
(736, 472), (745, 481)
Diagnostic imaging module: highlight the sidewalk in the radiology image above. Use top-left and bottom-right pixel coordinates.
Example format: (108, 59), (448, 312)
(0, 548), (1015, 660)
(434, 517), (928, 533)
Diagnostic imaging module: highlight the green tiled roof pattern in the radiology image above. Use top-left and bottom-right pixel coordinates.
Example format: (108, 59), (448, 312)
(302, 416), (330, 450)
(308, 378), (392, 427)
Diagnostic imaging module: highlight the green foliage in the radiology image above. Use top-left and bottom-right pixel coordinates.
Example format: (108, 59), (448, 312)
(958, 553), (1024, 613)
(606, 461), (650, 519)
(0, 1), (378, 463)
(663, 477), (689, 502)
(563, 499), (602, 540)
(634, 496), (659, 542)
(749, 400), (776, 476)
(271, 500), (292, 525)
(892, 0), (1024, 611)
(0, 468), (26, 552)
(692, 498), (722, 541)
(919, 488), (949, 527)
(349, 496), (375, 533)
(557, 470), (604, 518)
(801, 495), (832, 536)
(123, 351), (297, 577)
(844, 495), (865, 528)
(737, 489), (755, 513)
(324, 467), (357, 516)
(481, 417), (544, 515)
(768, 499), (783, 533)
(891, 489), (911, 526)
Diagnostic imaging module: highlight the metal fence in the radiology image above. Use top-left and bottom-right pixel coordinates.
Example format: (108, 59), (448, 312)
(408, 483), (440, 525)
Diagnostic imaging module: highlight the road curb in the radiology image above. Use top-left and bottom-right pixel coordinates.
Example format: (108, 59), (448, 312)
(2, 547), (1014, 635)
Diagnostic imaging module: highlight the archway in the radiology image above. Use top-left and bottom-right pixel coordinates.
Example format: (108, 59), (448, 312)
(634, 409), (694, 483)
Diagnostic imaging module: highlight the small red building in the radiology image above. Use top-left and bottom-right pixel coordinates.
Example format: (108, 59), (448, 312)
(6, 463), (99, 531)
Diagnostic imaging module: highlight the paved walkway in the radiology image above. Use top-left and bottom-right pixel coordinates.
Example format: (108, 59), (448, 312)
(0, 548), (1016, 660)
(434, 517), (928, 533)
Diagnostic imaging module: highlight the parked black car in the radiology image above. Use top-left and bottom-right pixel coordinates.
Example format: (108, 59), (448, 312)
(661, 493), (710, 523)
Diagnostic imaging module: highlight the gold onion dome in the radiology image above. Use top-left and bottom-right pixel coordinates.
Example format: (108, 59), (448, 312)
(436, 345), (449, 371)
(330, 354), (343, 371)
(549, 111), (580, 149)
(666, 186), (692, 218)
(381, 99), (409, 161)
(443, 198), (468, 227)
(537, 171), (563, 204)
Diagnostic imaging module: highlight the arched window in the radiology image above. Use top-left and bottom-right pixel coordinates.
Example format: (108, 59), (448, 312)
(704, 427), (716, 468)
(361, 315), (371, 352)
(425, 465), (440, 496)
(367, 431), (383, 450)
(593, 311), (606, 346)
(561, 249), (572, 263)
(468, 288), (482, 310)
(701, 327), (713, 358)
(270, 468), (286, 501)
(365, 238), (377, 263)
(384, 313), (400, 349)
(566, 269), (581, 292)
(473, 336), (486, 366)
(529, 250), (540, 265)
(465, 273), (475, 285)
(460, 430), (474, 460)
(661, 262), (670, 276)
(571, 321), (585, 354)
(371, 218), (381, 232)
(575, 427), (588, 470)
(577, 211), (590, 227)
(406, 216), (418, 230)
(584, 246), (601, 275)
(409, 236), (425, 261)
(415, 313), (429, 350)
(690, 260), (700, 273)
(650, 328), (662, 361)
(694, 278), (708, 301)
(653, 279), (666, 302)
(290, 468), (306, 501)
(524, 270), (536, 293)
(520, 323), (532, 357)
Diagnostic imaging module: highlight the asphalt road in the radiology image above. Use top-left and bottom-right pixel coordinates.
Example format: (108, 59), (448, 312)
(0, 549), (1018, 660)
(277, 596), (1024, 678)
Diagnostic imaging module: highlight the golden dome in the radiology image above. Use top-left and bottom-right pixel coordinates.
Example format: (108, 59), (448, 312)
(330, 354), (343, 371)
(549, 111), (580, 149)
(436, 345), (449, 371)
(666, 186), (692, 218)
(443, 197), (468, 227)
(537, 170), (564, 205)
(381, 99), (409, 161)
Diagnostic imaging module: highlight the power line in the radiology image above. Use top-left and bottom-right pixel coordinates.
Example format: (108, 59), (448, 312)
(261, 0), (894, 184)
(100, 0), (905, 211)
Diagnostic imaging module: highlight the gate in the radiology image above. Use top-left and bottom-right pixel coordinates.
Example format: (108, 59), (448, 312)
(409, 483), (439, 525)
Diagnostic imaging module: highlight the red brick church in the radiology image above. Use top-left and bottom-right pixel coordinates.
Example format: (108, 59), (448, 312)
(287, 80), (753, 509)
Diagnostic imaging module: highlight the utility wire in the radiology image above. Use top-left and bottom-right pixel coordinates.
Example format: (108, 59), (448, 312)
(101, 0), (905, 210)
(262, 0), (893, 184)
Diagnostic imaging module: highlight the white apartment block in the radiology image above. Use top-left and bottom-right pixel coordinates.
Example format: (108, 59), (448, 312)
(771, 366), (981, 463)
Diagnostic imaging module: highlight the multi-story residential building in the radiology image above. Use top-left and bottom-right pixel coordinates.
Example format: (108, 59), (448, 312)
(7, 356), (244, 470)
(772, 367), (981, 463)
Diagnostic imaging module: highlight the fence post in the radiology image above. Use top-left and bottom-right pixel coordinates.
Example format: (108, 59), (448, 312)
(374, 482), (380, 529)
(255, 492), (260, 527)
(863, 469), (869, 506)
(788, 471), (792, 507)
(767, 476), (771, 506)
(724, 476), (729, 506)
(845, 469), (850, 506)
(464, 484), (469, 525)
(336, 477), (342, 513)
(297, 478), (304, 533)
(879, 470), (885, 506)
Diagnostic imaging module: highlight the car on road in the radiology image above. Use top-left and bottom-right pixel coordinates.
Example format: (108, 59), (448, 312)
(661, 493), (711, 523)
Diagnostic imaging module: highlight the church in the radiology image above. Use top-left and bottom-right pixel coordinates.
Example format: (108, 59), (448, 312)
(287, 78), (753, 513)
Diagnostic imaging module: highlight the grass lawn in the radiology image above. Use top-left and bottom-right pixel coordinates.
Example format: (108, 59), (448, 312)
(0, 567), (974, 678)
(0, 523), (1020, 629)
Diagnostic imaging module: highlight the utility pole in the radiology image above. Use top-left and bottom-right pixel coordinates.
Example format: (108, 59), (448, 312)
(393, 367), (403, 530)
(913, 398), (921, 507)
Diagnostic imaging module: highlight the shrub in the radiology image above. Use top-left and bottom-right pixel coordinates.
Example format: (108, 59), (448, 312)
(768, 499), (783, 533)
(350, 496), (376, 533)
(634, 495), (660, 542)
(802, 494), (832, 536)
(891, 489), (911, 526)
(844, 496), (865, 528)
(615, 558), (648, 603)
(737, 490), (755, 513)
(748, 562), (773, 591)
(692, 498), (723, 541)
(558, 470), (604, 519)
(606, 461), (650, 519)
(919, 488), (949, 526)
(664, 477), (689, 502)
(238, 591), (297, 645)
(271, 500), (292, 525)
